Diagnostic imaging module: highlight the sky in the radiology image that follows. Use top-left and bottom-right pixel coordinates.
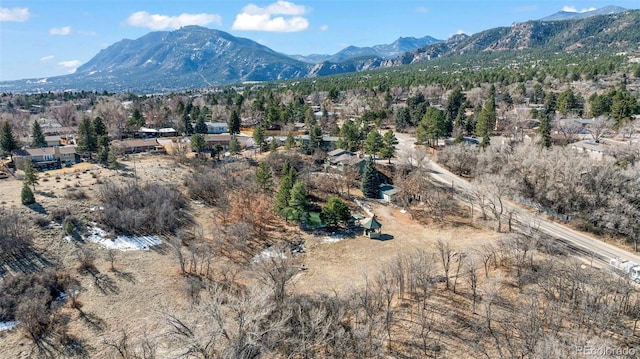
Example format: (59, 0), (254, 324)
(1, 0), (639, 81)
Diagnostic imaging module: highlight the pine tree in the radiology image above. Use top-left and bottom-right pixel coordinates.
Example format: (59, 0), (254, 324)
(190, 133), (206, 155)
(77, 117), (97, 154)
(229, 135), (241, 155)
(229, 110), (241, 135)
(269, 138), (279, 152)
(288, 181), (309, 222)
(182, 113), (194, 135)
(107, 147), (119, 170)
(284, 132), (296, 150)
(253, 126), (266, 152)
(21, 182), (35, 205)
(320, 196), (351, 227)
(93, 116), (107, 138)
(475, 87), (496, 138)
(361, 157), (380, 198)
(308, 125), (322, 151)
(195, 116), (208, 134)
(363, 130), (384, 156)
(380, 130), (398, 164)
(275, 171), (294, 213)
(23, 160), (39, 190)
(31, 121), (46, 148)
(538, 113), (552, 149)
(255, 162), (274, 193)
(0, 121), (18, 156)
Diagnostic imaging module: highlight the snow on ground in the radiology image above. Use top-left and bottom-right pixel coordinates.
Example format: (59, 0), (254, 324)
(84, 223), (161, 251)
(252, 246), (287, 263)
(323, 233), (346, 243)
(0, 321), (17, 332)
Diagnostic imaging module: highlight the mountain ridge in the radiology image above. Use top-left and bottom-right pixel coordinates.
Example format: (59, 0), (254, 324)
(2, 8), (639, 93)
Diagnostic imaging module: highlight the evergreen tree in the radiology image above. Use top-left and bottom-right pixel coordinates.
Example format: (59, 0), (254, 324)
(229, 109), (241, 135)
(77, 117), (97, 154)
(130, 107), (144, 127)
(308, 125), (322, 151)
(190, 133), (206, 155)
(0, 121), (18, 156)
(538, 113), (552, 149)
(284, 132), (296, 150)
(23, 160), (38, 190)
(320, 196), (351, 227)
(417, 107), (447, 146)
(97, 135), (110, 164)
(380, 130), (398, 164)
(445, 88), (465, 132)
(31, 121), (46, 148)
(194, 116), (208, 134)
(363, 130), (383, 156)
(361, 157), (380, 199)
(252, 126), (266, 152)
(255, 162), (274, 193)
(182, 113), (194, 135)
(275, 169), (294, 213)
(288, 181), (309, 222)
(229, 135), (241, 155)
(269, 138), (279, 152)
(338, 119), (361, 151)
(21, 182), (35, 205)
(395, 107), (411, 132)
(475, 86), (497, 137)
(93, 116), (107, 138)
(107, 147), (119, 170)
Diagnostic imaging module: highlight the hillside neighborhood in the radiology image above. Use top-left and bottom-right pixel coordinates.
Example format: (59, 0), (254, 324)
(1, 4), (640, 359)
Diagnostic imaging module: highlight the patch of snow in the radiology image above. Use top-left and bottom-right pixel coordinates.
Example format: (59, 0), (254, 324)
(85, 223), (161, 251)
(0, 321), (17, 332)
(89, 206), (104, 211)
(323, 233), (346, 243)
(252, 247), (287, 263)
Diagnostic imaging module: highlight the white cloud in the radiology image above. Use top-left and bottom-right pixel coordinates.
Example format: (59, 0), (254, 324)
(40, 55), (55, 63)
(562, 6), (597, 13)
(232, 1), (309, 32)
(0, 7), (30, 22)
(415, 7), (428, 14)
(126, 11), (222, 30)
(59, 60), (82, 73)
(49, 26), (71, 35)
(319, 24), (328, 32)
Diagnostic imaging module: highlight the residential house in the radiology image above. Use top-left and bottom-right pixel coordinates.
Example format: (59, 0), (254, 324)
(12, 146), (79, 170)
(205, 122), (229, 134)
(325, 149), (365, 173)
(112, 138), (164, 154)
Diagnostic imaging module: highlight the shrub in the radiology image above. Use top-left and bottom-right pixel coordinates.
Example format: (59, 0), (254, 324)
(97, 180), (190, 234)
(0, 208), (33, 256)
(21, 183), (35, 205)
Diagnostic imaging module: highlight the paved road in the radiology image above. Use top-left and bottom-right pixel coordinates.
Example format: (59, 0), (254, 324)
(393, 132), (640, 269)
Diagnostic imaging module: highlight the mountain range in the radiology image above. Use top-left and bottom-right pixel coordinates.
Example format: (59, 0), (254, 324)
(540, 5), (627, 21)
(2, 6), (638, 93)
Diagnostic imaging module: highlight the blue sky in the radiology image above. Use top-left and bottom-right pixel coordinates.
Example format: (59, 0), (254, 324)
(1, 1), (638, 81)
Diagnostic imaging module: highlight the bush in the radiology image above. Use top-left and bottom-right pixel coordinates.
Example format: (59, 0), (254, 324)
(0, 208), (33, 257)
(97, 180), (190, 235)
(0, 271), (78, 346)
(64, 188), (88, 200)
(21, 183), (35, 205)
